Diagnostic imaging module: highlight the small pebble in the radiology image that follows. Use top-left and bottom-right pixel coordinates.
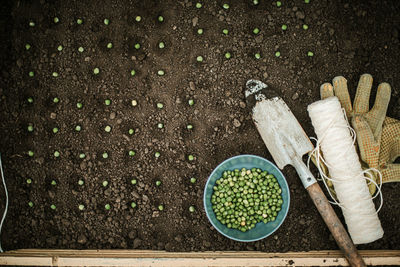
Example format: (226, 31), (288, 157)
(233, 119), (241, 127)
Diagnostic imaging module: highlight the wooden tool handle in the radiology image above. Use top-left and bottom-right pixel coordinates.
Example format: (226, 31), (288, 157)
(307, 183), (366, 267)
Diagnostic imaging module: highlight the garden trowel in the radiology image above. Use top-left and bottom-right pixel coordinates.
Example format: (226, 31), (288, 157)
(245, 79), (365, 267)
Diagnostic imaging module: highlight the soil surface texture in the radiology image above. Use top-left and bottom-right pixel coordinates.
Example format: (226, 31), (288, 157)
(0, 0), (399, 252)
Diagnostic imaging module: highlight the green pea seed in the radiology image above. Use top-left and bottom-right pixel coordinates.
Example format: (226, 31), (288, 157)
(158, 42), (165, 48)
(281, 24), (287, 30)
(128, 150), (136, 156)
(105, 204), (111, 210)
(158, 204), (164, 211)
(188, 155), (194, 161)
(93, 68), (100, 75)
(222, 29), (229, 35)
(104, 18), (110, 25)
(190, 177), (197, 183)
(253, 28), (260, 34)
(135, 16), (141, 22)
(196, 3), (202, 8)
(77, 18), (83, 25)
(157, 102), (164, 109)
(78, 179), (84, 186)
(131, 179), (137, 185)
(54, 17), (59, 23)
(225, 52), (231, 59)
(189, 206), (195, 212)
(131, 202), (137, 208)
(78, 47), (84, 53)
(102, 180), (108, 187)
(107, 42), (113, 49)
(54, 151), (60, 157)
(307, 51), (314, 57)
(28, 150), (34, 157)
(75, 125), (82, 132)
(197, 28), (203, 35)
(155, 152), (161, 158)
(79, 204), (85, 210)
(275, 51), (281, 57)
(50, 204), (56, 210)
(102, 152), (109, 159)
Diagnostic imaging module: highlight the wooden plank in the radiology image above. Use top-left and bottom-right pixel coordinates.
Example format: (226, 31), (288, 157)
(1, 250), (399, 266)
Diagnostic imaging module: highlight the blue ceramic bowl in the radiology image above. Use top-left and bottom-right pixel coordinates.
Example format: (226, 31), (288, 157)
(204, 154), (290, 242)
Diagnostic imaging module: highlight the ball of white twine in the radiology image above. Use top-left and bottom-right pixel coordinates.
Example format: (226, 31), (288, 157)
(307, 97), (383, 245)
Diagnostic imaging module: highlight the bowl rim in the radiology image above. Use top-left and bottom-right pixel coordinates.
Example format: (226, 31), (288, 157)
(203, 154), (290, 242)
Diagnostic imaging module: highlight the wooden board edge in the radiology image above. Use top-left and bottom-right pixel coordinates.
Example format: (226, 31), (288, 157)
(0, 250), (399, 266)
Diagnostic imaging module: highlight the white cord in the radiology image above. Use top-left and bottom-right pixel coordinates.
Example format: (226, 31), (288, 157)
(0, 153), (8, 253)
(307, 97), (384, 245)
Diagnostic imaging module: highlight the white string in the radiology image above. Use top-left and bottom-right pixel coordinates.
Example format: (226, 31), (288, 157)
(307, 97), (384, 245)
(0, 153), (8, 253)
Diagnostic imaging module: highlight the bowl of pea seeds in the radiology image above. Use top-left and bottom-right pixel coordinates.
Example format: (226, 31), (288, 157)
(204, 154), (290, 242)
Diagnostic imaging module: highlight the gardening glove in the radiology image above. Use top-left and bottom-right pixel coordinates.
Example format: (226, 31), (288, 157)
(316, 74), (400, 196)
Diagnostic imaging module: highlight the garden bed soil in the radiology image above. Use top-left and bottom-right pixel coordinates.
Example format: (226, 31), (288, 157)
(0, 0), (399, 252)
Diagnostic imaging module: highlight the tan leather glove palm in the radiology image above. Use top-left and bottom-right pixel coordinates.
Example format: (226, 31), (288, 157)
(316, 74), (400, 195)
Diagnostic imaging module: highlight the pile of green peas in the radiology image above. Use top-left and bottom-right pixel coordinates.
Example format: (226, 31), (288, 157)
(211, 168), (283, 232)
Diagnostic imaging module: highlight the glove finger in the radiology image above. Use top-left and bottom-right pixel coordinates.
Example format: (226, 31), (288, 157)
(381, 164), (400, 183)
(309, 151), (338, 199)
(380, 117), (400, 163)
(353, 74), (373, 114)
(320, 83), (334, 100)
(368, 180), (377, 196)
(352, 115), (379, 168)
(333, 76), (353, 117)
(366, 82), (391, 139)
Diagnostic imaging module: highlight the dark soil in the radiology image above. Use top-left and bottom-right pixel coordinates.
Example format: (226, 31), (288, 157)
(0, 0), (399, 252)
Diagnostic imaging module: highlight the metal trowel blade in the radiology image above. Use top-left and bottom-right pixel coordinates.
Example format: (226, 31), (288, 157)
(245, 79), (313, 169)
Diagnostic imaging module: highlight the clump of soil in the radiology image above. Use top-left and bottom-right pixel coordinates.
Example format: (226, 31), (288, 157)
(0, 0), (399, 251)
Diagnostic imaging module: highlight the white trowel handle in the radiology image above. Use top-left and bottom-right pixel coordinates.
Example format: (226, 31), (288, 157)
(291, 156), (317, 188)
